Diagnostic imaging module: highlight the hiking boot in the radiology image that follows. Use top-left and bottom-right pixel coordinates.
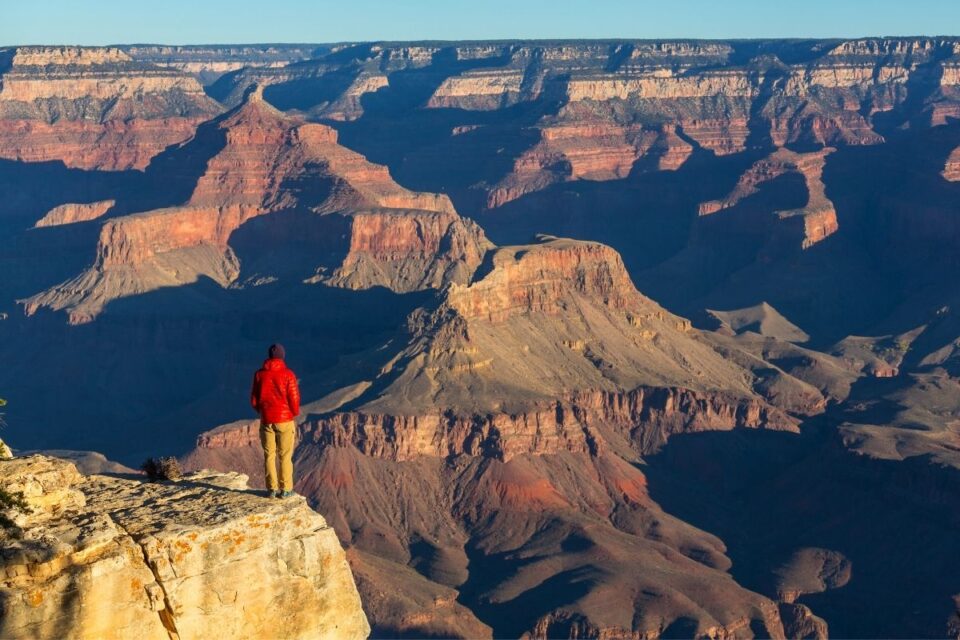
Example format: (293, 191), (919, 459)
(264, 490), (279, 498)
(279, 490), (296, 499)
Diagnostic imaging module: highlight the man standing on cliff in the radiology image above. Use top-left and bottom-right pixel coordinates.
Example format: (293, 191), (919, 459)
(251, 344), (300, 498)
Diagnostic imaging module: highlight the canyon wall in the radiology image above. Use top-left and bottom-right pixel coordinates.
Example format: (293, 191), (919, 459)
(0, 46), (222, 169)
(217, 37), (960, 207)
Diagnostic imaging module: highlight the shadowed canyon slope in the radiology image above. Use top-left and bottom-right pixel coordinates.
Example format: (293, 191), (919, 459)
(2, 38), (960, 639)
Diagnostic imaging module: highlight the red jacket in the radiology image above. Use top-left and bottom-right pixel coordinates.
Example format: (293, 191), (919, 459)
(251, 358), (301, 423)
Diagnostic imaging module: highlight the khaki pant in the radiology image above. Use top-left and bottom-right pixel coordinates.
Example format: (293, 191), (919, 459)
(260, 420), (295, 491)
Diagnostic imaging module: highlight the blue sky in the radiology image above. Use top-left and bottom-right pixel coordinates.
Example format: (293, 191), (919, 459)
(3, 0), (960, 45)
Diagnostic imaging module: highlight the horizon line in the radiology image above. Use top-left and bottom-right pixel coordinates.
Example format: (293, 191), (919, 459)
(4, 34), (960, 48)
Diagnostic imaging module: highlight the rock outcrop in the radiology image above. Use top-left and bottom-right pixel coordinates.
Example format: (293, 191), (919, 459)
(486, 121), (693, 207)
(772, 548), (852, 604)
(0, 455), (370, 640)
(317, 209), (491, 292)
(699, 147), (839, 249)
(944, 145), (960, 181)
(34, 201), (116, 228)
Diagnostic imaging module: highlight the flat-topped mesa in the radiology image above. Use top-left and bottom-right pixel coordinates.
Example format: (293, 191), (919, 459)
(0, 46), (209, 103)
(699, 147), (839, 249)
(427, 70), (527, 110)
(560, 65), (882, 149)
(0, 46), (222, 170)
(446, 236), (646, 322)
(21, 91), (481, 322)
(825, 37), (958, 59)
(565, 70), (758, 103)
(0, 455), (370, 640)
(622, 41), (734, 67)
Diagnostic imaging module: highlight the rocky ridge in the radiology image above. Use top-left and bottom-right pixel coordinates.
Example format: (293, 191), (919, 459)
(21, 87), (488, 323)
(313, 236), (824, 423)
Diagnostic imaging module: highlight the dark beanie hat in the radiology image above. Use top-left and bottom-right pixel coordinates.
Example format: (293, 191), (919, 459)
(268, 343), (285, 359)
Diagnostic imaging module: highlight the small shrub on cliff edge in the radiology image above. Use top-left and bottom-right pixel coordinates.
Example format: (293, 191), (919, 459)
(0, 488), (29, 532)
(1, 398), (32, 533)
(0, 398), (10, 459)
(141, 456), (183, 481)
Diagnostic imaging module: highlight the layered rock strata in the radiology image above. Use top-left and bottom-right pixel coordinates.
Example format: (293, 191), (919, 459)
(0, 46), (222, 170)
(486, 122), (693, 207)
(121, 45), (322, 84)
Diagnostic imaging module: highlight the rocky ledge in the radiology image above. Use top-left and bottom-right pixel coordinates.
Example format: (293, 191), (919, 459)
(0, 455), (370, 640)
